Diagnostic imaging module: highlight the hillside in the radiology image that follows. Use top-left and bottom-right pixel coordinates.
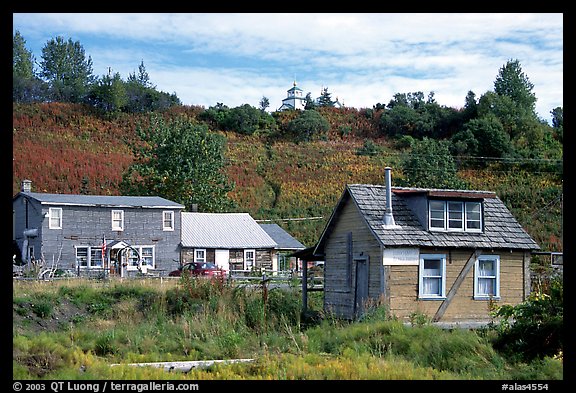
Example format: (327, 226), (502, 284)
(12, 103), (563, 251)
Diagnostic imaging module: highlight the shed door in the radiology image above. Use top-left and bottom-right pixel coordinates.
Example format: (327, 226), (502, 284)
(215, 249), (230, 271)
(354, 256), (369, 318)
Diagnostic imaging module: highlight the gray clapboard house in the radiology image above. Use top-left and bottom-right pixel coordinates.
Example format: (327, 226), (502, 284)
(13, 180), (184, 277)
(315, 168), (540, 323)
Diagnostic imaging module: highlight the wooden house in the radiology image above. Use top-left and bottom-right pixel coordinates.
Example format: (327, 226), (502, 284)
(259, 223), (305, 271)
(180, 212), (278, 272)
(12, 180), (184, 278)
(314, 168), (540, 324)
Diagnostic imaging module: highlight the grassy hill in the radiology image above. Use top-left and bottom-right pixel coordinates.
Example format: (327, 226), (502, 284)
(12, 103), (563, 251)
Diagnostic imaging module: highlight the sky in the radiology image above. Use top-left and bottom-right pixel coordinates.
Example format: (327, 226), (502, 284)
(12, 13), (563, 123)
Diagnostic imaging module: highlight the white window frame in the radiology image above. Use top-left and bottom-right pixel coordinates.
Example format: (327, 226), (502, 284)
(126, 245), (156, 271)
(429, 200), (483, 233)
(244, 249), (255, 270)
(418, 254), (446, 299)
(112, 210), (124, 231)
(447, 201), (464, 231)
(162, 211), (174, 231)
(465, 202), (483, 232)
(429, 200), (445, 230)
(474, 255), (500, 300)
(76, 246), (89, 268)
(194, 249), (206, 264)
(49, 207), (62, 229)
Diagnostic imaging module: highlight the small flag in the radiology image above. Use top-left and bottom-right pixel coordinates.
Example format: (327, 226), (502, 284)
(102, 235), (106, 261)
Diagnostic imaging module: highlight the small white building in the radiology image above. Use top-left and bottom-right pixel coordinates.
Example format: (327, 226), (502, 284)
(277, 81), (306, 111)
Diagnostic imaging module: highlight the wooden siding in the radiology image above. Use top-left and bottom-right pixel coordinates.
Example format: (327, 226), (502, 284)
(323, 199), (382, 320)
(388, 248), (528, 322)
(181, 248), (274, 271)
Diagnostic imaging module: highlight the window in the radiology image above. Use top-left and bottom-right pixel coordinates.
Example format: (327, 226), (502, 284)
(419, 254), (446, 299)
(76, 247), (89, 268)
(447, 201), (464, 230)
(125, 246), (156, 270)
(474, 255), (500, 299)
(429, 200), (482, 232)
(49, 208), (62, 229)
(140, 247), (154, 267)
(194, 249), (206, 264)
(112, 210), (124, 231)
(244, 249), (255, 270)
(76, 246), (107, 269)
(163, 211), (174, 231)
(465, 202), (482, 231)
(90, 247), (104, 268)
(429, 201), (445, 229)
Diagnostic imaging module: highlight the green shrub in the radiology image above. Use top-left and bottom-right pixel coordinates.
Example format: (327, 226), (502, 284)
(490, 276), (563, 361)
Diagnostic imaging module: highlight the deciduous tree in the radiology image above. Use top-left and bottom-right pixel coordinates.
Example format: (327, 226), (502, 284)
(120, 115), (236, 212)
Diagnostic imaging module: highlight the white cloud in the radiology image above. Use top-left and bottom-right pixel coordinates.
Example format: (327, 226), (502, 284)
(13, 13), (563, 121)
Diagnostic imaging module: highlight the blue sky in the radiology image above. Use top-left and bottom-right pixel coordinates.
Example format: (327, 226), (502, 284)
(13, 13), (563, 123)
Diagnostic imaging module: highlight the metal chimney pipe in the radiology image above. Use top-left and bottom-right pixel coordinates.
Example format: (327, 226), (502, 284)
(383, 167), (397, 227)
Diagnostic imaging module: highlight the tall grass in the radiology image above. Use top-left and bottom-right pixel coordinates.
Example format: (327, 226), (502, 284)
(13, 278), (562, 380)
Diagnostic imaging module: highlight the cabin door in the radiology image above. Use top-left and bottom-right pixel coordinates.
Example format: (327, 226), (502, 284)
(354, 256), (369, 318)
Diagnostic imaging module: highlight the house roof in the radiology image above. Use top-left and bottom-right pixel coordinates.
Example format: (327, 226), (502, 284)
(315, 184), (540, 253)
(14, 192), (185, 209)
(259, 223), (306, 250)
(181, 212), (278, 249)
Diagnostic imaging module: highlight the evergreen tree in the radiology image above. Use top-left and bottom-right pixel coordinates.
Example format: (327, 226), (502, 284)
(13, 30), (46, 102)
(317, 87), (335, 107)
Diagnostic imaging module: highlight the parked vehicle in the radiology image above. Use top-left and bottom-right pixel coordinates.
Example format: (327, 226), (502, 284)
(168, 262), (226, 278)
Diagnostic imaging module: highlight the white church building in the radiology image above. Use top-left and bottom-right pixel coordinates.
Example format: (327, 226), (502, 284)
(277, 81), (306, 111)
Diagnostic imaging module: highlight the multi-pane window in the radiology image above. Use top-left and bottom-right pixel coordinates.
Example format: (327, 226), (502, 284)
(244, 249), (255, 270)
(466, 202), (482, 231)
(140, 247), (154, 267)
(76, 246), (105, 268)
(419, 254), (446, 299)
(474, 255), (500, 299)
(429, 200), (482, 232)
(163, 211), (174, 231)
(125, 246), (155, 270)
(112, 210), (124, 231)
(76, 247), (89, 268)
(194, 249), (206, 264)
(49, 207), (62, 229)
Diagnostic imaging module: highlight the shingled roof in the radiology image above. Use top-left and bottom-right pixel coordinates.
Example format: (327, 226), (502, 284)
(316, 184), (540, 252)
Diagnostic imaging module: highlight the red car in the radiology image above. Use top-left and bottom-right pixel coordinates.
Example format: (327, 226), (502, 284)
(169, 262), (226, 278)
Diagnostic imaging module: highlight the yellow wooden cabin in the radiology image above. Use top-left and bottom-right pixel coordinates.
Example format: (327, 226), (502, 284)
(314, 168), (540, 325)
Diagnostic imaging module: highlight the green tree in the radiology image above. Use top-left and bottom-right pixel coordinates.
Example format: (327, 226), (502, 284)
(120, 115), (236, 212)
(87, 71), (127, 116)
(463, 114), (511, 159)
(39, 36), (95, 103)
(400, 137), (465, 189)
(259, 96), (270, 112)
(494, 59), (537, 115)
(317, 87), (335, 107)
(550, 107), (563, 143)
(13, 30), (46, 103)
(304, 92), (317, 110)
(286, 110), (330, 142)
(13, 31), (34, 80)
(221, 104), (263, 135)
